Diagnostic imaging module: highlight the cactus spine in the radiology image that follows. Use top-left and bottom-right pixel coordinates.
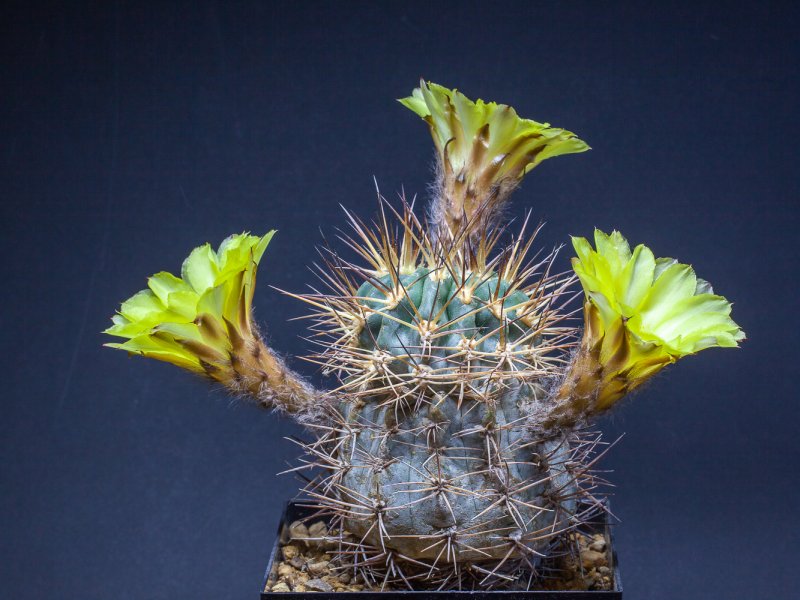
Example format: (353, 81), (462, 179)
(105, 81), (743, 590)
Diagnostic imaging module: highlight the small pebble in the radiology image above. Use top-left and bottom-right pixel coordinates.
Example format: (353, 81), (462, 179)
(270, 582), (290, 593)
(307, 561), (329, 576)
(288, 521), (309, 541)
(305, 578), (334, 592)
(589, 539), (606, 552)
(276, 564), (293, 579)
(581, 549), (608, 570)
(308, 521), (328, 538)
(281, 545), (299, 561)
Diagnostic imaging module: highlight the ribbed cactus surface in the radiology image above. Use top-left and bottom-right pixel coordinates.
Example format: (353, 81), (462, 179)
(334, 266), (579, 561)
(290, 206), (598, 580)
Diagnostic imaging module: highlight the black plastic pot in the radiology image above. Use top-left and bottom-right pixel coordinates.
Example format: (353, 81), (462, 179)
(261, 502), (623, 599)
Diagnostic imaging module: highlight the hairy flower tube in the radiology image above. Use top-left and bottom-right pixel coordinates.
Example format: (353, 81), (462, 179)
(105, 232), (318, 414)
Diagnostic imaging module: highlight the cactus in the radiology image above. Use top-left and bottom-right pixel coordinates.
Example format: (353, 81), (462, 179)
(104, 81), (743, 590)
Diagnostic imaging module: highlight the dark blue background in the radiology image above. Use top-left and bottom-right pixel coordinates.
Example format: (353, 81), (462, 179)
(2, 1), (798, 598)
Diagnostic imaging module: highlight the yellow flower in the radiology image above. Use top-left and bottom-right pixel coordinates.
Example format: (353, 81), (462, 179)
(104, 232), (274, 377)
(558, 229), (744, 415)
(399, 81), (589, 181)
(399, 81), (589, 235)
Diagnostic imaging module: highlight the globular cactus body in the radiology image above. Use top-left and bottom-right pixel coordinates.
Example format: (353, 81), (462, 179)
(329, 266), (579, 561)
(287, 203), (600, 584)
